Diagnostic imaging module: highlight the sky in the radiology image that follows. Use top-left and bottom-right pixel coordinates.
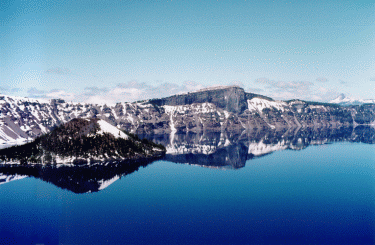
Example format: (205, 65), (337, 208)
(1, 0), (374, 104)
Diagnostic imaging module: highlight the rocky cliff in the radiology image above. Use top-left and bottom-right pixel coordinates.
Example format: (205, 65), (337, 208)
(1, 86), (375, 145)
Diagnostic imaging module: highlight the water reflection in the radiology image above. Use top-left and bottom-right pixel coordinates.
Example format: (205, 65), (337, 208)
(1, 126), (374, 193)
(142, 125), (375, 169)
(0, 158), (154, 193)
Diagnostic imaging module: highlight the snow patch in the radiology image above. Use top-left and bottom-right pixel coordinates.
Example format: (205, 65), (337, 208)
(97, 120), (129, 139)
(248, 140), (287, 156)
(247, 98), (287, 112)
(98, 175), (120, 190)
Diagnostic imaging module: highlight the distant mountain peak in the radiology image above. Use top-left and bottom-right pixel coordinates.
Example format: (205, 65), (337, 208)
(330, 94), (375, 105)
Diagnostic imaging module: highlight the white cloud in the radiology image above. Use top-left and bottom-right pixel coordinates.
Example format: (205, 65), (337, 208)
(23, 78), (343, 103)
(46, 90), (76, 101)
(254, 77), (340, 101)
(76, 80), (205, 104)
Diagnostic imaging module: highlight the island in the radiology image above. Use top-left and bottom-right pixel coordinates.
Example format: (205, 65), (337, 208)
(0, 118), (166, 165)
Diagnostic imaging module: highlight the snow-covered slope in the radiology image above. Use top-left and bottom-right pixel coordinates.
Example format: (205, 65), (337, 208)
(97, 120), (129, 139)
(247, 98), (288, 112)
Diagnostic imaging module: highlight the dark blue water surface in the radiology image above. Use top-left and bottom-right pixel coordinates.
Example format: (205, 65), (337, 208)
(1, 142), (375, 245)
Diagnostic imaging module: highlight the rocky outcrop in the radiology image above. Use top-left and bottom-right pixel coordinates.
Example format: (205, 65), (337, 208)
(149, 86), (270, 114)
(1, 86), (375, 144)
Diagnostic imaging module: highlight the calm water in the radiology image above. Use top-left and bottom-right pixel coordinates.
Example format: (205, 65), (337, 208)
(1, 142), (375, 245)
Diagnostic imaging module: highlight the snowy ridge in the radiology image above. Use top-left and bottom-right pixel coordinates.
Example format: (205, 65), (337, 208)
(0, 95), (145, 144)
(247, 98), (287, 113)
(1, 87), (374, 144)
(0, 94), (49, 104)
(330, 94), (375, 105)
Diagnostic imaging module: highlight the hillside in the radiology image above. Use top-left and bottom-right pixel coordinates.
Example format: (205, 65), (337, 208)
(0, 118), (165, 165)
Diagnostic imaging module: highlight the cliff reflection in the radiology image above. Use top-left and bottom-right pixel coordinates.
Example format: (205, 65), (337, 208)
(142, 126), (375, 169)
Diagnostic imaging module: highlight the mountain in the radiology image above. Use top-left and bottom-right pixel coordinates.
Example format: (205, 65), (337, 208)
(1, 86), (375, 145)
(0, 118), (165, 165)
(330, 94), (375, 106)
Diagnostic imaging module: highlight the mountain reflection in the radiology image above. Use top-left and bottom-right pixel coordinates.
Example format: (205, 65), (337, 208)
(0, 158), (154, 193)
(0, 126), (374, 194)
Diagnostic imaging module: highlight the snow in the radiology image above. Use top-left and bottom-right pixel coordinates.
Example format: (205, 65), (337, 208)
(0, 94), (49, 104)
(0, 174), (28, 185)
(247, 98), (287, 112)
(224, 139), (231, 147)
(330, 94), (375, 105)
(0, 138), (32, 149)
(97, 120), (129, 139)
(169, 113), (177, 133)
(98, 175), (120, 190)
(166, 143), (217, 155)
(163, 103), (216, 116)
(248, 140), (288, 156)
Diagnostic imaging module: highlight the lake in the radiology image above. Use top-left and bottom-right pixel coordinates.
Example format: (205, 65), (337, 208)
(1, 129), (375, 244)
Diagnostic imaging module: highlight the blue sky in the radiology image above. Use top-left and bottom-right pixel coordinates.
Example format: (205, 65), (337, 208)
(1, 0), (374, 103)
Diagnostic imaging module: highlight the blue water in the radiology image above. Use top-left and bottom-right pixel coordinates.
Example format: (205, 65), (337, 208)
(1, 142), (375, 245)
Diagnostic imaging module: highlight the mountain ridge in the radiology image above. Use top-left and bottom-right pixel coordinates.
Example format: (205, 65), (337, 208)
(330, 93), (375, 106)
(1, 86), (374, 145)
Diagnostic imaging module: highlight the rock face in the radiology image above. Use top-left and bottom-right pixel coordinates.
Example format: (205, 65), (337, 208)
(1, 86), (375, 144)
(149, 86), (270, 114)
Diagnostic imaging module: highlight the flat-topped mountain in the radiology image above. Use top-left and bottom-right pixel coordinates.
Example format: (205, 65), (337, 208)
(1, 86), (375, 144)
(149, 85), (271, 114)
